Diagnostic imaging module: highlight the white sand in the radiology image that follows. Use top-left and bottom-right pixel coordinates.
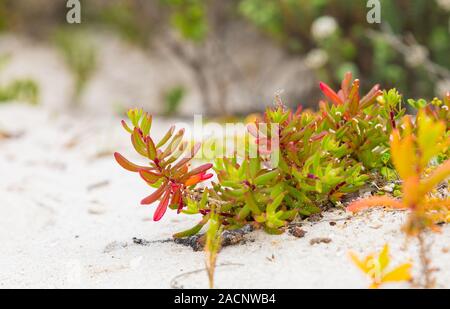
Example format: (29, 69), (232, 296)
(0, 104), (449, 289)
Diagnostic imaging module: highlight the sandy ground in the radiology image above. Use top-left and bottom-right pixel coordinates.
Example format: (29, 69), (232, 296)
(0, 104), (449, 289)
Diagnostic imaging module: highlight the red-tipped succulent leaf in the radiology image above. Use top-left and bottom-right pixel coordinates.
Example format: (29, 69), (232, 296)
(319, 82), (344, 105)
(114, 152), (153, 172)
(153, 189), (171, 221)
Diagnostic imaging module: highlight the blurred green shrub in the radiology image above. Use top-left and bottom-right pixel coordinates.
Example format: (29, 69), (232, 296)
(0, 54), (39, 104)
(162, 0), (208, 42)
(238, 0), (450, 98)
(0, 1), (7, 32)
(99, 1), (147, 45)
(96, 0), (449, 107)
(0, 79), (39, 104)
(98, 0), (208, 45)
(54, 28), (97, 104)
(93, 0), (227, 115)
(2, 0), (448, 109)
(164, 85), (186, 116)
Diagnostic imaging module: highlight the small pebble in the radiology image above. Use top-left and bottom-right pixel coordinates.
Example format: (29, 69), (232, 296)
(289, 226), (306, 238)
(310, 237), (332, 245)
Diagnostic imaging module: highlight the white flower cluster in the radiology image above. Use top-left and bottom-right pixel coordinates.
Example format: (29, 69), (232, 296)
(436, 0), (450, 12)
(405, 45), (428, 68)
(305, 49), (329, 69)
(311, 16), (338, 41)
(436, 79), (450, 96)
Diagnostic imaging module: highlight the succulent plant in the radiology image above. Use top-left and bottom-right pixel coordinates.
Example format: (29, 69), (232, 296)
(115, 73), (449, 238)
(114, 108), (213, 222)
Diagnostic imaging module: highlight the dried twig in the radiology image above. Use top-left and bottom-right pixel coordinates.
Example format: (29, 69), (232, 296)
(417, 232), (436, 288)
(170, 263), (244, 289)
(366, 24), (450, 80)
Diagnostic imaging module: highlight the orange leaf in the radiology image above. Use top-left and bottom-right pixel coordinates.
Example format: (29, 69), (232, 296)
(153, 189), (171, 221)
(382, 263), (412, 284)
(390, 129), (417, 179)
(420, 160), (450, 195)
(139, 170), (161, 184)
(349, 251), (373, 273)
(183, 163), (213, 179)
(141, 182), (168, 205)
(319, 82), (344, 105)
(340, 71), (353, 98)
(360, 84), (381, 109)
(347, 196), (406, 213)
(378, 244), (390, 272)
(114, 152), (153, 173)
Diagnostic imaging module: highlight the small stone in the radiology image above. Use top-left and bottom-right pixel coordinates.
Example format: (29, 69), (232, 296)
(308, 213), (323, 222)
(369, 224), (382, 229)
(310, 237), (332, 245)
(381, 184), (394, 192)
(88, 204), (107, 215)
(289, 226), (306, 238)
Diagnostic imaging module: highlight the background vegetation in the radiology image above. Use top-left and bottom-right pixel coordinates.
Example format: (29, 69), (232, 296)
(0, 0), (449, 113)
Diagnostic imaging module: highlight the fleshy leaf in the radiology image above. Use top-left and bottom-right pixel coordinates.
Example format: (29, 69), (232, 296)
(347, 196), (405, 213)
(416, 111), (447, 168)
(254, 170), (278, 185)
(121, 120), (133, 134)
(156, 125), (175, 148)
(378, 244), (390, 271)
(420, 160), (450, 195)
(141, 182), (168, 205)
(173, 219), (207, 238)
(131, 128), (148, 157)
(153, 189), (171, 221)
(382, 263), (412, 283)
(390, 129), (417, 179)
(184, 163), (214, 179)
(146, 137), (157, 160)
(114, 152), (152, 172)
(349, 251), (372, 273)
(320, 82), (344, 105)
(139, 170), (161, 184)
